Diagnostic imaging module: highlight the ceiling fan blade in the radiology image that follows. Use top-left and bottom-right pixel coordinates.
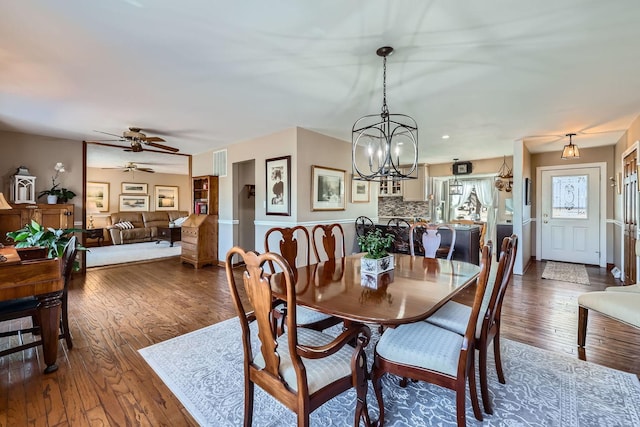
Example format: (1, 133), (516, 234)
(142, 136), (166, 142)
(137, 168), (155, 173)
(145, 141), (179, 152)
(94, 130), (123, 138)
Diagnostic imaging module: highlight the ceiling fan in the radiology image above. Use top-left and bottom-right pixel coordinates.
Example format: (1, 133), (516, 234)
(101, 162), (156, 173)
(92, 127), (180, 153)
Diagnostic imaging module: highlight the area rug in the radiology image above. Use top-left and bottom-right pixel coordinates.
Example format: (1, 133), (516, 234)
(139, 318), (640, 426)
(542, 261), (590, 285)
(86, 241), (181, 267)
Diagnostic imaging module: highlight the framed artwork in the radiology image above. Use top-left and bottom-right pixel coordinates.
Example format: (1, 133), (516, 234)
(266, 155), (291, 216)
(351, 177), (370, 203)
(155, 186), (179, 211)
(312, 165), (346, 211)
(119, 194), (149, 211)
(121, 182), (148, 194)
(86, 182), (109, 212)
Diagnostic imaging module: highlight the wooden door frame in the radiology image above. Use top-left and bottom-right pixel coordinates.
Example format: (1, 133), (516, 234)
(621, 141), (639, 282)
(535, 162), (607, 267)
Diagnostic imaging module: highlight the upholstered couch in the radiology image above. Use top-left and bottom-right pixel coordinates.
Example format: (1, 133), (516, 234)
(107, 211), (188, 245)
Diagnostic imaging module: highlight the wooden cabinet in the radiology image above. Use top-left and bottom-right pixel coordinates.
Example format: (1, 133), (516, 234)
(0, 204), (74, 245)
(181, 214), (218, 268)
(402, 164), (429, 201)
(193, 175), (219, 215)
(182, 175), (219, 268)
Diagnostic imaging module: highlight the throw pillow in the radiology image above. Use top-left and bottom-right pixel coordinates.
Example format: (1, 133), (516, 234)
(115, 221), (135, 230)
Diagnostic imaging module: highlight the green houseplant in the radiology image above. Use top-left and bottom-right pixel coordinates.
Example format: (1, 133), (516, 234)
(357, 228), (394, 259)
(6, 220), (84, 267)
(37, 162), (76, 203)
(358, 228), (395, 289)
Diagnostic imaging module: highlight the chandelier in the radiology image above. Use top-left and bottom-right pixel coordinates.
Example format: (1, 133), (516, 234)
(561, 133), (580, 159)
(352, 46), (418, 182)
(449, 158), (464, 196)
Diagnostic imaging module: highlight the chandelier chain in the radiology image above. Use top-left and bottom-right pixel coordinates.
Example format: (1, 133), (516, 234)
(381, 56), (388, 117)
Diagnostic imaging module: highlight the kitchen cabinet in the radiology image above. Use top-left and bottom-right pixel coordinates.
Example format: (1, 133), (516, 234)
(402, 164), (429, 201)
(378, 175), (403, 197)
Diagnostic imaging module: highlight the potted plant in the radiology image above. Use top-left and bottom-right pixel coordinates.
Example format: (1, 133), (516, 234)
(37, 162), (76, 204)
(358, 228), (395, 288)
(6, 220), (84, 267)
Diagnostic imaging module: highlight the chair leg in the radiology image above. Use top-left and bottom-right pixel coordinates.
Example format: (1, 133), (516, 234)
(578, 306), (588, 348)
(353, 349), (371, 427)
(372, 369), (386, 426)
(61, 293), (73, 349)
(478, 345), (493, 415)
(244, 380), (254, 427)
(493, 332), (506, 385)
(467, 354), (483, 422)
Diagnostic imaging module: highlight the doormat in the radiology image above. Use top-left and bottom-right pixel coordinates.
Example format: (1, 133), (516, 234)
(542, 261), (590, 285)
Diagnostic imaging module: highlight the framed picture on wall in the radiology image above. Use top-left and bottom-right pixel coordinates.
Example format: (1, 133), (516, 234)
(266, 155), (291, 216)
(86, 182), (109, 212)
(119, 194), (149, 211)
(525, 177), (531, 206)
(312, 165), (346, 211)
(155, 186), (179, 211)
(351, 177), (370, 203)
(121, 182), (148, 194)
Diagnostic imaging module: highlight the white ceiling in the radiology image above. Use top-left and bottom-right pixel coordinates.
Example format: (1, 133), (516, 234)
(2, 1), (640, 168)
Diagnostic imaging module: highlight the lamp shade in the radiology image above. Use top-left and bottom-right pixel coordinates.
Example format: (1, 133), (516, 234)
(0, 192), (12, 209)
(561, 133), (580, 159)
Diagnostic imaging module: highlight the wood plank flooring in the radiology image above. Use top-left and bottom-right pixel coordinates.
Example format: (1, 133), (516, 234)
(1, 257), (638, 426)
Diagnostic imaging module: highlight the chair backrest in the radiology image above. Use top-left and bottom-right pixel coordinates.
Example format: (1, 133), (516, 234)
(312, 223), (345, 262)
(409, 222), (456, 260)
(264, 226), (310, 273)
(225, 247), (304, 395)
(480, 234), (518, 336)
(409, 221), (430, 256)
(355, 216), (375, 237)
(462, 243), (493, 349)
(386, 218), (411, 253)
(61, 236), (78, 288)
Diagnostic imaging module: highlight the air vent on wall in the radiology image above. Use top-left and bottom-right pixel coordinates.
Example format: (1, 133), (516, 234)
(213, 149), (227, 177)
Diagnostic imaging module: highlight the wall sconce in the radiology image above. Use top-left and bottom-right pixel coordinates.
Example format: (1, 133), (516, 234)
(610, 174), (622, 194)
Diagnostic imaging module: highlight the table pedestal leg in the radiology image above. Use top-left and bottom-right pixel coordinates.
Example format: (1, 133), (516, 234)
(37, 292), (62, 374)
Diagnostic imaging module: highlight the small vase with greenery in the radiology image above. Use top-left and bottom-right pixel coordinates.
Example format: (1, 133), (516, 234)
(6, 220), (85, 268)
(358, 228), (394, 259)
(358, 229), (395, 284)
(37, 162), (76, 203)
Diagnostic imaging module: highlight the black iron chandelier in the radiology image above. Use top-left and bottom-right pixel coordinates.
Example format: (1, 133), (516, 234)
(352, 46), (418, 182)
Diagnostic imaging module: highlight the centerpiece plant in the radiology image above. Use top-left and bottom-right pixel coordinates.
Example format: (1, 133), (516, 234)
(358, 228), (395, 288)
(358, 228), (394, 259)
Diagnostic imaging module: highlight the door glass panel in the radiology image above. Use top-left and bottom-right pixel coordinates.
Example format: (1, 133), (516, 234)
(551, 175), (588, 218)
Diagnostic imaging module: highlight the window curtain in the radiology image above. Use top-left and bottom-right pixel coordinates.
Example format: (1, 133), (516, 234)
(449, 180), (474, 218)
(473, 178), (498, 248)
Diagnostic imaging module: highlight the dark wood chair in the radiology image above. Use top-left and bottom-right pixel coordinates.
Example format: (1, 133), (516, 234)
(409, 222), (456, 260)
(386, 218), (411, 253)
(264, 226), (340, 332)
(225, 247), (372, 427)
(0, 236), (78, 356)
(426, 234), (518, 414)
(371, 244), (493, 426)
(355, 215), (375, 238)
(311, 223), (345, 262)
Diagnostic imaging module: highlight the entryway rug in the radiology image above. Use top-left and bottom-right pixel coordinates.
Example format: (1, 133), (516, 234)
(86, 241), (181, 267)
(139, 318), (640, 426)
(542, 261), (590, 285)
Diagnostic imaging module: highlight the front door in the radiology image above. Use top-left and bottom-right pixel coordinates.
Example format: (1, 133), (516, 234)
(540, 167), (601, 265)
(623, 149), (638, 284)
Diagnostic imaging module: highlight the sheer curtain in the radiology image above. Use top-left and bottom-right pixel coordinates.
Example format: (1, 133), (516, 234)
(449, 180), (474, 217)
(474, 178), (498, 248)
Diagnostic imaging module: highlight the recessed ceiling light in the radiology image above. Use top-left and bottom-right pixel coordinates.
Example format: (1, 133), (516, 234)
(442, 135), (450, 139)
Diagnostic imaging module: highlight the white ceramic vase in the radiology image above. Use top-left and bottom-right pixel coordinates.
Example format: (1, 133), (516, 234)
(47, 194), (58, 204)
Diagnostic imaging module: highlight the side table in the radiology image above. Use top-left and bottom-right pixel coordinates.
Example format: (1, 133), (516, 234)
(85, 228), (104, 246)
(157, 226), (181, 247)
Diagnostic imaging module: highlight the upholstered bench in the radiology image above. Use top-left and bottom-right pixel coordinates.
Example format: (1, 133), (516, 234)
(577, 291), (640, 347)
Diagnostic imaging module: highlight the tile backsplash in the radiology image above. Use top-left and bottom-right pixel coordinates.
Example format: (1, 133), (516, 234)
(378, 197), (431, 219)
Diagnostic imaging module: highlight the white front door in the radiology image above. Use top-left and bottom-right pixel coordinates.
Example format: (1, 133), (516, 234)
(540, 167), (601, 265)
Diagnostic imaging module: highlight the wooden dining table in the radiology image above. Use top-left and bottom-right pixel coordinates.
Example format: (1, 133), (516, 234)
(0, 246), (63, 373)
(270, 253), (481, 326)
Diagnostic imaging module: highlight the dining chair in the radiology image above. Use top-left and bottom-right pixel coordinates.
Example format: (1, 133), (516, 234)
(312, 223), (345, 262)
(355, 215), (375, 238)
(264, 226), (340, 332)
(371, 243), (493, 426)
(386, 218), (411, 253)
(225, 247), (372, 427)
(409, 222), (456, 260)
(425, 234), (518, 414)
(0, 236), (78, 357)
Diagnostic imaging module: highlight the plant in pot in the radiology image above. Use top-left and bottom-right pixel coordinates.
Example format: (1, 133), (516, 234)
(37, 162), (76, 204)
(357, 228), (395, 288)
(6, 220), (84, 267)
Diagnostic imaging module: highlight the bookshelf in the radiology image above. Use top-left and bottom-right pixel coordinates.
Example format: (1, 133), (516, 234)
(192, 175), (218, 215)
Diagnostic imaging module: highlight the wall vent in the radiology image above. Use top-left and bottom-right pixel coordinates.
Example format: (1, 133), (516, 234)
(213, 149), (227, 177)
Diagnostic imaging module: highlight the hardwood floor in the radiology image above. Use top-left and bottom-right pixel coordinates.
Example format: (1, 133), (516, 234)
(1, 257), (638, 426)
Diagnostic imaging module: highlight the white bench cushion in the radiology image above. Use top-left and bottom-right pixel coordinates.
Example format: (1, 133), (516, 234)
(578, 292), (640, 328)
(606, 284), (640, 293)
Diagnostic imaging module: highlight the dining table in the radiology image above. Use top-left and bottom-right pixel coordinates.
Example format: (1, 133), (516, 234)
(0, 246), (63, 373)
(270, 253), (481, 326)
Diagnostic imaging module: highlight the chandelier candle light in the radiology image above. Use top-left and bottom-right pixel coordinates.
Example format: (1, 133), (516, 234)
(352, 46), (418, 182)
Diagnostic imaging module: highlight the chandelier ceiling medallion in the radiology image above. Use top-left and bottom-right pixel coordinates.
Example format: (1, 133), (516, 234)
(352, 46), (418, 182)
(561, 133), (580, 159)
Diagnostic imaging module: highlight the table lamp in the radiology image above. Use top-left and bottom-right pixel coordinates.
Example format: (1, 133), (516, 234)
(87, 201), (99, 229)
(0, 193), (12, 210)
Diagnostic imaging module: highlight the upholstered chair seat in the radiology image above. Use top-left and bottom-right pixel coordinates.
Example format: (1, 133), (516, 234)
(578, 292), (640, 329)
(605, 284), (640, 293)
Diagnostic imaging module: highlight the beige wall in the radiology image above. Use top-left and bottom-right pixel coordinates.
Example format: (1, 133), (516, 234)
(0, 130), (83, 224)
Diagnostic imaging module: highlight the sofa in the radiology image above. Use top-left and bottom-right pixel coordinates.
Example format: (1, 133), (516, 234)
(107, 211), (188, 245)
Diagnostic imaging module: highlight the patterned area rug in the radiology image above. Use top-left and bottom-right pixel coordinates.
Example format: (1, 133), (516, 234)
(542, 261), (590, 285)
(139, 318), (640, 426)
(86, 241), (181, 267)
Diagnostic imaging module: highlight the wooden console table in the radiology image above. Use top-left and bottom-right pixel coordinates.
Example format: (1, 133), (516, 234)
(0, 247), (63, 373)
(84, 227), (105, 246)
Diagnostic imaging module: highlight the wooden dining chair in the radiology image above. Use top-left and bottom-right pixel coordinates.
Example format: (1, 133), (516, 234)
(225, 247), (372, 427)
(409, 222), (456, 260)
(425, 234), (518, 414)
(0, 236), (78, 357)
(386, 218), (411, 253)
(264, 226), (340, 332)
(371, 243), (492, 427)
(311, 223), (345, 262)
(355, 215), (375, 238)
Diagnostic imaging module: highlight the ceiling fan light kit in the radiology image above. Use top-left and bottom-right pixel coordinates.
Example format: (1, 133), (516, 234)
(561, 133), (580, 159)
(352, 46), (418, 182)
